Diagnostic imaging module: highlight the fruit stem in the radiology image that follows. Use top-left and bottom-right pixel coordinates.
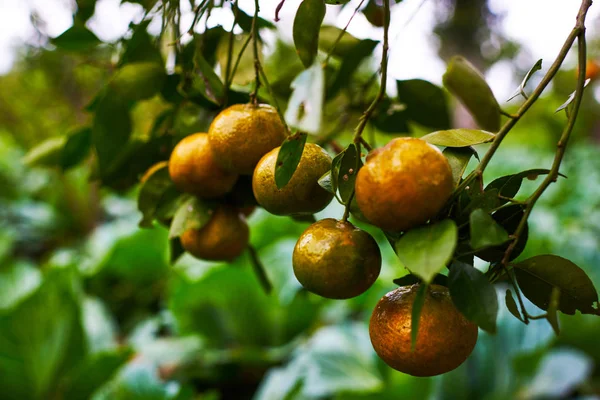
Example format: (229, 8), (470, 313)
(223, 0), (240, 106)
(323, 0), (367, 68)
(247, 244), (273, 294)
(351, 0), (390, 146)
(250, 0), (261, 106)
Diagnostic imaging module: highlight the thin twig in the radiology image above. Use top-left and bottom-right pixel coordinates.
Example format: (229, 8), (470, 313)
(223, 0), (239, 106)
(250, 0), (261, 105)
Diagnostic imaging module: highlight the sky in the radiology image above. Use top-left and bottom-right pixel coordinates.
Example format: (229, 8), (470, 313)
(0, 0), (598, 101)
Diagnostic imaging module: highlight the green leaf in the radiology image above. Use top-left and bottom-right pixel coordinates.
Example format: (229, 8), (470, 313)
(193, 47), (225, 104)
(443, 56), (501, 132)
(318, 25), (360, 58)
(75, 0), (97, 22)
(514, 255), (600, 316)
(317, 171), (334, 194)
(275, 132), (308, 189)
(61, 128), (92, 170)
(421, 129), (495, 147)
(394, 220), (458, 284)
(137, 162), (181, 227)
(448, 261), (498, 333)
(293, 0), (326, 67)
(62, 349), (132, 400)
(505, 289), (525, 323)
(285, 61), (324, 134)
(337, 143), (362, 204)
(476, 205), (528, 262)
(169, 238), (185, 265)
(168, 197), (214, 239)
(508, 59), (542, 101)
(22, 136), (67, 167)
(0, 260), (42, 312)
(92, 362), (173, 400)
(328, 39), (379, 98)
(443, 147), (475, 186)
(92, 94), (132, 176)
(469, 209), (509, 250)
(109, 62), (166, 102)
(233, 4), (276, 32)
(556, 78), (591, 113)
(0, 269), (85, 400)
(119, 21), (163, 66)
(397, 79), (451, 130)
(372, 97), (410, 134)
(409, 284), (427, 351)
(485, 169), (562, 206)
(329, 152), (344, 202)
(51, 23), (100, 52)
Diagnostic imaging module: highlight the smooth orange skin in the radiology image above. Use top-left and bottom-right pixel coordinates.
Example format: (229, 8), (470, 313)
(369, 285), (478, 377)
(252, 143), (333, 216)
(169, 133), (238, 198)
(208, 103), (287, 175)
(355, 137), (453, 232)
(180, 207), (249, 261)
(292, 219), (381, 299)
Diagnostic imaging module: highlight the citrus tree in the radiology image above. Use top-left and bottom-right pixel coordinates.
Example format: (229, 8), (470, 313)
(9, 0), (600, 397)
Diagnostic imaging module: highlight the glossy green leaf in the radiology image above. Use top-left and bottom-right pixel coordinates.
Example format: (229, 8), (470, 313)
(514, 255), (600, 316)
(469, 209), (509, 250)
(397, 79), (451, 130)
(293, 0), (326, 67)
(394, 219), (458, 284)
(421, 129), (495, 147)
(168, 196), (214, 239)
(109, 62), (166, 102)
(328, 39), (379, 98)
(476, 205), (528, 262)
(443, 56), (501, 132)
(507, 59), (542, 101)
(22, 136), (67, 167)
(443, 147), (475, 186)
(285, 61), (324, 134)
(505, 289), (525, 323)
(61, 128), (92, 170)
(337, 143), (362, 204)
(411, 284), (427, 350)
(448, 261), (498, 333)
(318, 25), (360, 58)
(51, 23), (100, 52)
(275, 132), (308, 188)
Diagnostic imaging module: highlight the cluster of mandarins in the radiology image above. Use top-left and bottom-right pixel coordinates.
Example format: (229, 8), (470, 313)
(165, 102), (477, 377)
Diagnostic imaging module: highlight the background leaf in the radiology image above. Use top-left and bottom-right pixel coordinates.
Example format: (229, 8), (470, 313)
(168, 197), (214, 239)
(469, 209), (509, 250)
(397, 79), (450, 130)
(337, 143), (362, 204)
(293, 0), (326, 68)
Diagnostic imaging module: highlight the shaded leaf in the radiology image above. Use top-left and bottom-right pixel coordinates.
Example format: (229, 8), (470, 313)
(61, 128), (92, 170)
(514, 255), (600, 316)
(75, 0), (96, 22)
(328, 39), (379, 98)
(293, 0), (326, 68)
(394, 220), (458, 284)
(92, 94), (132, 176)
(337, 143), (362, 204)
(137, 162), (180, 227)
(22, 136), (67, 167)
(476, 205), (528, 262)
(448, 261), (498, 333)
(193, 47), (225, 104)
(109, 62), (166, 102)
(317, 171), (334, 194)
(393, 274), (448, 287)
(505, 289), (525, 323)
(51, 23), (100, 52)
(421, 129), (495, 147)
(372, 97), (410, 134)
(318, 25), (360, 58)
(285, 61), (324, 134)
(233, 4), (276, 32)
(275, 132), (308, 189)
(469, 209), (509, 250)
(443, 56), (501, 132)
(507, 59), (542, 101)
(329, 152), (344, 201)
(169, 238), (185, 265)
(119, 21), (163, 66)
(397, 79), (451, 130)
(410, 284), (427, 351)
(168, 197), (214, 239)
(443, 147), (475, 186)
